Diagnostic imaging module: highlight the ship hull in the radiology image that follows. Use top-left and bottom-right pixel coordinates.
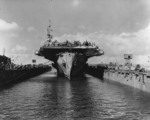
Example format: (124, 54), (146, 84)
(38, 47), (104, 80)
(53, 52), (87, 80)
(71, 54), (87, 79)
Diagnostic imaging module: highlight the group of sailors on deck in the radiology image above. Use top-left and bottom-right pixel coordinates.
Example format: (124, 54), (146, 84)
(44, 40), (96, 47)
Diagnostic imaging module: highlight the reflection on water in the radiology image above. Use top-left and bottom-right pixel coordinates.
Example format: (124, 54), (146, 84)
(0, 71), (150, 119)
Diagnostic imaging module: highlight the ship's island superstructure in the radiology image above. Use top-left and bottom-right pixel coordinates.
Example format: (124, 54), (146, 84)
(36, 24), (104, 79)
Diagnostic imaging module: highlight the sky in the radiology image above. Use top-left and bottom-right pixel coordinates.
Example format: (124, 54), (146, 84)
(0, 0), (150, 66)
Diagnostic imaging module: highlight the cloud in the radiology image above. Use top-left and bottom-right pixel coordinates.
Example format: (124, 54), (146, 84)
(11, 45), (27, 53)
(72, 0), (80, 6)
(53, 21), (150, 65)
(8, 53), (49, 65)
(0, 19), (19, 31)
(0, 19), (20, 55)
(27, 26), (36, 32)
(79, 25), (86, 30)
(0, 32), (19, 55)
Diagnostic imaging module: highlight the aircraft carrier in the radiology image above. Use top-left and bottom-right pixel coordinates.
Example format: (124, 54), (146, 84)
(36, 24), (104, 79)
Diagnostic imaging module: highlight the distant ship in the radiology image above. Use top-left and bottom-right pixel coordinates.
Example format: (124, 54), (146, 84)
(36, 23), (104, 79)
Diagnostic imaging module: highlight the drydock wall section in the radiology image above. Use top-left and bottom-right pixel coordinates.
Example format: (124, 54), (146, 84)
(104, 70), (150, 93)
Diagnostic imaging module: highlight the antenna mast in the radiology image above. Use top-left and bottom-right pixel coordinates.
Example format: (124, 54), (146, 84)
(47, 20), (53, 42)
(47, 0), (53, 42)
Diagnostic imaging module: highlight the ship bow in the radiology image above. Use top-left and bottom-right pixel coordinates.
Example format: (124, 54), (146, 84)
(57, 53), (75, 79)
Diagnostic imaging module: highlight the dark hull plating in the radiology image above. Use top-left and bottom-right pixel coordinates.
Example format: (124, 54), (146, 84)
(0, 67), (51, 85)
(70, 54), (87, 78)
(52, 53), (87, 79)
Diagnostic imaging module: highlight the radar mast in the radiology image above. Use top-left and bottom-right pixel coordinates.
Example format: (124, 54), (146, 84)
(47, 20), (53, 42)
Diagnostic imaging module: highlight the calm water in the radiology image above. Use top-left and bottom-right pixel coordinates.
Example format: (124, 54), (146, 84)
(0, 71), (150, 120)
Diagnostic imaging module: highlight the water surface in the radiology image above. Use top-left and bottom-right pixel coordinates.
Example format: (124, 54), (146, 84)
(0, 71), (150, 120)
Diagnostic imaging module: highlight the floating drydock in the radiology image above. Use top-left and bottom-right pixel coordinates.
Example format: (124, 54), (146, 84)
(104, 70), (150, 93)
(36, 23), (104, 79)
(0, 55), (51, 85)
(86, 63), (150, 93)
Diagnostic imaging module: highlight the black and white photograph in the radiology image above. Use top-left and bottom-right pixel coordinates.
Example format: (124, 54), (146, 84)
(0, 0), (150, 119)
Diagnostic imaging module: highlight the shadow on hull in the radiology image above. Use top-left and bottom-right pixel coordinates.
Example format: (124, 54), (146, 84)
(85, 65), (106, 79)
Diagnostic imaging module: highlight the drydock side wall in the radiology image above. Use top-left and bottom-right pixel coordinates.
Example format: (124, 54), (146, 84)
(104, 70), (150, 93)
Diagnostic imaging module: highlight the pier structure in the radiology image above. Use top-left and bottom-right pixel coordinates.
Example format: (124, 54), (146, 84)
(0, 55), (51, 85)
(124, 54), (133, 69)
(86, 62), (150, 93)
(104, 69), (150, 93)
